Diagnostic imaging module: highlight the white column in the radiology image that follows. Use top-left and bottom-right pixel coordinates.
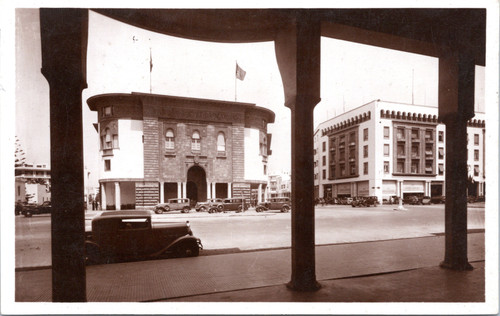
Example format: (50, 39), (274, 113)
(115, 182), (121, 210)
(212, 182), (217, 199)
(264, 185), (268, 201)
(177, 182), (182, 199)
(101, 183), (106, 210)
(207, 180), (211, 199)
(182, 182), (187, 199)
(228, 182), (232, 198)
(160, 182), (164, 203)
(258, 184), (263, 203)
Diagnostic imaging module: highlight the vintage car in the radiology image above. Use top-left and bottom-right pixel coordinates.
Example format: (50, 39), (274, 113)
(84, 210), (202, 264)
(255, 197), (291, 213)
(22, 200), (51, 217)
(154, 198), (191, 214)
(420, 196), (432, 205)
(210, 198), (249, 213)
(195, 198), (224, 212)
(351, 196), (378, 207)
(403, 195), (421, 205)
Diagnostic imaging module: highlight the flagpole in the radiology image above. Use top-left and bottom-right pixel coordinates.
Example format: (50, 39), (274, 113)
(149, 39), (152, 94)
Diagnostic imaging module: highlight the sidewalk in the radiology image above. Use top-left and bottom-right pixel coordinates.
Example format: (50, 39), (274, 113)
(15, 232), (485, 303)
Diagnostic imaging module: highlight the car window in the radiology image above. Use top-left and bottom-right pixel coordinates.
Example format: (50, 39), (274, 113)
(119, 218), (150, 230)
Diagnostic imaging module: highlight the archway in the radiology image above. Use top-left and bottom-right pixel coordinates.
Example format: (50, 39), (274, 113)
(187, 165), (207, 205)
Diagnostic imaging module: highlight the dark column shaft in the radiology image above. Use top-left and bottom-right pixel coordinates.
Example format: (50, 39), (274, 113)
(40, 8), (89, 301)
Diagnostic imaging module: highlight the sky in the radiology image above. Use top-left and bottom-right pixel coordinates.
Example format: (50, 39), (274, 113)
(14, 9), (486, 189)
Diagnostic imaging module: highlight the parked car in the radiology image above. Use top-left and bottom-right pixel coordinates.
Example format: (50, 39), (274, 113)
(154, 198), (191, 214)
(22, 201), (51, 217)
(256, 197), (291, 213)
(351, 196), (378, 207)
(403, 195), (420, 205)
(213, 198), (249, 213)
(84, 210), (202, 264)
(15, 201), (27, 215)
(195, 198), (224, 212)
(430, 195), (446, 204)
(420, 196), (432, 205)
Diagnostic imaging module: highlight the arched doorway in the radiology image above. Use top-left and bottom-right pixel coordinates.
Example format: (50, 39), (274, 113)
(187, 166), (207, 205)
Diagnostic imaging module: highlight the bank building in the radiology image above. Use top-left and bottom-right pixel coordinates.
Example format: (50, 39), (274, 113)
(314, 100), (486, 203)
(88, 92), (275, 210)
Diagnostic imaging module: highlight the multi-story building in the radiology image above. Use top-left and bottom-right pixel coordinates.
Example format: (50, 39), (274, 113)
(267, 171), (291, 199)
(314, 100), (485, 202)
(15, 163), (51, 204)
(88, 92), (275, 210)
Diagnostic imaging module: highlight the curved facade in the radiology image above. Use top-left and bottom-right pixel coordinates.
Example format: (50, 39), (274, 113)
(88, 92), (275, 210)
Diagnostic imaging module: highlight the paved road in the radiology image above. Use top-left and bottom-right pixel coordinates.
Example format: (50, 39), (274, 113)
(15, 203), (485, 269)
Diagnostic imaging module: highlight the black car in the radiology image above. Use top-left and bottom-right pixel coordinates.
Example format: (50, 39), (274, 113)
(351, 196), (378, 207)
(256, 197), (291, 213)
(211, 198), (249, 213)
(85, 210), (202, 264)
(22, 201), (51, 217)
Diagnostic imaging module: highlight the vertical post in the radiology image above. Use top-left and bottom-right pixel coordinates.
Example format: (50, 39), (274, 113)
(228, 182), (232, 198)
(207, 180), (211, 199)
(40, 8), (88, 302)
(115, 182), (121, 210)
(160, 182), (164, 203)
(275, 14), (321, 291)
(101, 183), (107, 210)
(182, 182), (187, 199)
(177, 182), (182, 199)
(438, 49), (475, 270)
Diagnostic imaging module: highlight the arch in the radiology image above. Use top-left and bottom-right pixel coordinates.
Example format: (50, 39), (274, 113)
(187, 165), (207, 203)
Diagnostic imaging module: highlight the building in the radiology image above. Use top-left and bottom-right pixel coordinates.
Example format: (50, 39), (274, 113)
(267, 171), (291, 199)
(15, 163), (51, 204)
(88, 92), (275, 210)
(314, 100), (486, 203)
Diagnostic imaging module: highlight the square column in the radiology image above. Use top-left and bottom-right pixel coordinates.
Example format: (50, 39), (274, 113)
(182, 182), (187, 199)
(160, 182), (164, 203)
(115, 182), (121, 210)
(207, 181), (212, 199)
(177, 182), (182, 199)
(212, 182), (217, 199)
(228, 183), (232, 198)
(258, 184), (263, 203)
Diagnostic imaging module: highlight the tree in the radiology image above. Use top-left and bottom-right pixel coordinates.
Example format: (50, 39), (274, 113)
(15, 136), (26, 167)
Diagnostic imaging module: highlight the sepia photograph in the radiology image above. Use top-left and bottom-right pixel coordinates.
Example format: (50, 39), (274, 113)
(1, 0), (499, 314)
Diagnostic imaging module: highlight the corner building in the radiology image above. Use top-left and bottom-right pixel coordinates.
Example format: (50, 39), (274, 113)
(88, 92), (275, 210)
(314, 100), (486, 202)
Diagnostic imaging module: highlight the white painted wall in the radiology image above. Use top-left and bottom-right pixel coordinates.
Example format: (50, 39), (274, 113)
(244, 128), (266, 181)
(100, 119), (144, 180)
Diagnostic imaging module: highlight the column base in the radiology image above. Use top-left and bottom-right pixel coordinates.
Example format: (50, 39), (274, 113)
(286, 280), (321, 292)
(440, 260), (474, 271)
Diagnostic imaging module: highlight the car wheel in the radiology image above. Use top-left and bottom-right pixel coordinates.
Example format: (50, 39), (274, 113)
(155, 208), (164, 214)
(182, 206), (190, 213)
(184, 245), (200, 257)
(217, 205), (224, 212)
(237, 205), (243, 212)
(281, 205), (290, 212)
(24, 211), (32, 217)
(199, 206), (206, 212)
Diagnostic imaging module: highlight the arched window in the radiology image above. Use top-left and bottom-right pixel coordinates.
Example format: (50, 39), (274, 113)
(217, 132), (225, 152)
(165, 129), (175, 150)
(191, 130), (201, 151)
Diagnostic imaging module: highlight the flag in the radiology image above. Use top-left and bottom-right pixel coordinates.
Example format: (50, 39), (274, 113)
(236, 63), (246, 81)
(150, 49), (153, 72)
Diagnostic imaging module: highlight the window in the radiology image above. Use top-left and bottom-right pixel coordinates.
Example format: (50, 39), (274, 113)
(104, 160), (111, 171)
(411, 160), (419, 173)
(363, 128), (368, 141)
(103, 128), (112, 149)
(411, 144), (419, 158)
(217, 132), (226, 152)
(474, 165), (479, 176)
(438, 131), (444, 142)
(322, 141), (326, 152)
(397, 128), (405, 140)
(339, 149), (345, 161)
(438, 147), (444, 159)
(350, 163), (356, 175)
(384, 161), (390, 174)
(363, 162), (368, 175)
(474, 134), (479, 145)
(264, 165), (267, 175)
(322, 156), (326, 166)
(191, 131), (201, 151)
(425, 130), (433, 140)
(349, 148), (355, 159)
(384, 126), (390, 139)
(322, 169), (326, 179)
(397, 144), (405, 156)
(350, 132), (356, 144)
(425, 144), (433, 156)
(340, 164), (346, 176)
(397, 160), (405, 173)
(363, 145), (368, 158)
(103, 106), (112, 117)
(384, 144), (390, 156)
(438, 164), (444, 175)
(411, 129), (419, 139)
(474, 149), (479, 161)
(330, 165), (335, 179)
(425, 161), (433, 174)
(165, 129), (175, 150)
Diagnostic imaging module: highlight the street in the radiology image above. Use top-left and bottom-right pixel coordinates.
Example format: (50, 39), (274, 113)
(15, 203), (485, 269)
